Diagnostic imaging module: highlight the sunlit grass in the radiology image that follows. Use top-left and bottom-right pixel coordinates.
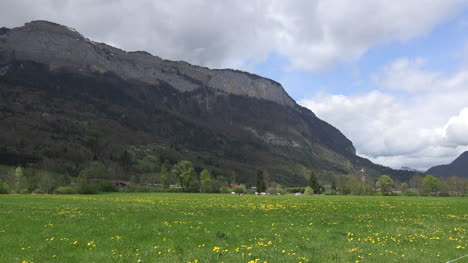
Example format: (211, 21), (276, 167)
(0, 194), (466, 262)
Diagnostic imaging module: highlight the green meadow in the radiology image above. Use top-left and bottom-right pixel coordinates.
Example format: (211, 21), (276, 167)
(0, 194), (466, 263)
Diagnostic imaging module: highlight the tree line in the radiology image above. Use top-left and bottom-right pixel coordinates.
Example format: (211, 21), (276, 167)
(0, 159), (466, 196)
(327, 173), (467, 197)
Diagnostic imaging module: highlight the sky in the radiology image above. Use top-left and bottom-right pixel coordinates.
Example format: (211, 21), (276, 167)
(1, 0), (468, 170)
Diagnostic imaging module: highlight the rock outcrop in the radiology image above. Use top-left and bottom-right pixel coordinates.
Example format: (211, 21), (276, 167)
(0, 20), (294, 107)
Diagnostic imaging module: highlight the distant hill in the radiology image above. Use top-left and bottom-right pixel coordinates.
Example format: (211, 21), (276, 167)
(400, 166), (422, 173)
(426, 151), (468, 178)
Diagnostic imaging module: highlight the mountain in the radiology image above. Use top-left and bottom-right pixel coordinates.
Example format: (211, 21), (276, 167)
(426, 152), (468, 178)
(400, 166), (421, 173)
(0, 21), (419, 185)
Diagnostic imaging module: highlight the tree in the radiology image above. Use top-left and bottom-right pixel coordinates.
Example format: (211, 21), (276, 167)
(118, 150), (133, 171)
(212, 176), (227, 193)
(308, 172), (322, 194)
(376, 175), (394, 195)
(331, 180), (337, 191)
(129, 175), (139, 185)
(422, 175), (441, 195)
(337, 175), (370, 195)
(15, 167), (23, 179)
(14, 167), (26, 193)
(74, 175), (96, 194)
(267, 182), (285, 195)
(409, 175), (423, 193)
(96, 181), (117, 192)
(160, 162), (171, 188)
(80, 161), (109, 180)
(230, 171), (239, 185)
(200, 169), (213, 193)
(442, 176), (466, 196)
(400, 182), (409, 194)
(256, 169), (266, 193)
(172, 161), (197, 192)
(39, 172), (57, 194)
(0, 179), (10, 194)
(337, 175), (352, 194)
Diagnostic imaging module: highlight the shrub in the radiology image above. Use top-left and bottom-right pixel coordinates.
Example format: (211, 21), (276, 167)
(123, 186), (184, 193)
(74, 176), (97, 194)
(246, 188), (256, 194)
(232, 186), (246, 194)
(32, 188), (44, 194)
(0, 179), (10, 194)
(404, 190), (419, 196)
(96, 181), (117, 192)
(304, 186), (314, 196)
(54, 186), (75, 194)
(124, 185), (148, 193)
(19, 188), (30, 194)
(267, 184), (286, 195)
(438, 190), (450, 197)
(325, 189), (337, 195)
(157, 188), (183, 193)
(218, 184), (230, 193)
(286, 187), (305, 193)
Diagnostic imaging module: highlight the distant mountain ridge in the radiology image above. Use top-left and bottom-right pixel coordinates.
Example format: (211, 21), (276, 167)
(426, 151), (468, 178)
(0, 20), (420, 184)
(400, 166), (422, 173)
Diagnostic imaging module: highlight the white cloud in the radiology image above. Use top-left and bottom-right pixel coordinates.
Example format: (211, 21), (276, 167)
(373, 58), (441, 92)
(1, 1), (468, 170)
(275, 0), (468, 72)
(443, 108), (468, 146)
(300, 58), (468, 170)
(1, 0), (467, 71)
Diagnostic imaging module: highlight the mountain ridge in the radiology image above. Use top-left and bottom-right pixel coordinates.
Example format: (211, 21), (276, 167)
(0, 20), (421, 185)
(426, 151), (468, 178)
(0, 20), (295, 107)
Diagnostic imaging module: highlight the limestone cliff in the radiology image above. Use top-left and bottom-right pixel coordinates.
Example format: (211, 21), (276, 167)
(0, 20), (294, 107)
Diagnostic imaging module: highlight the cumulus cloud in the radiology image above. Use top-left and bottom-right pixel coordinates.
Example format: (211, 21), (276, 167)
(373, 58), (441, 92)
(443, 108), (468, 146)
(1, 1), (467, 169)
(0, 0), (467, 71)
(300, 58), (468, 170)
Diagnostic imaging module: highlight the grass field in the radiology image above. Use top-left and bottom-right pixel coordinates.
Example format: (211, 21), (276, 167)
(0, 194), (466, 263)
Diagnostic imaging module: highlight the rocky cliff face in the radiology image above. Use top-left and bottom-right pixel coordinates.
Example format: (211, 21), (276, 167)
(0, 20), (294, 107)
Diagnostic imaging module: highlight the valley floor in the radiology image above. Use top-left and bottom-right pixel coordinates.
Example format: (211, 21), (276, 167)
(0, 194), (466, 263)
